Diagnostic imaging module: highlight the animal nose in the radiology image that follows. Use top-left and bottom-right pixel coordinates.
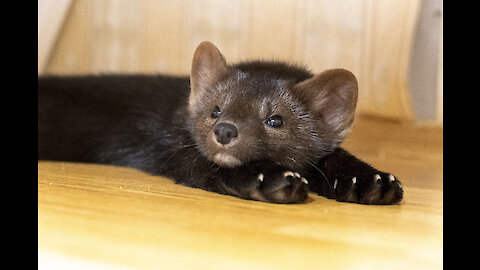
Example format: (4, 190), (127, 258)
(213, 123), (238, 145)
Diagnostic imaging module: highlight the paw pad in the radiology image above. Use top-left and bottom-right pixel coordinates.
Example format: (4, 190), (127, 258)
(334, 173), (403, 205)
(250, 170), (309, 204)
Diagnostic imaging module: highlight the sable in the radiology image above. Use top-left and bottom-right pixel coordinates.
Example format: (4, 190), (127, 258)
(38, 41), (403, 205)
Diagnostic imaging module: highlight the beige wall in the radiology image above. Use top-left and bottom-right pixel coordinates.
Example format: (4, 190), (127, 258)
(39, 0), (440, 122)
(38, 0), (72, 72)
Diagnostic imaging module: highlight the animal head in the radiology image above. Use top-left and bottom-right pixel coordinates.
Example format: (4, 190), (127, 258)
(188, 41), (358, 169)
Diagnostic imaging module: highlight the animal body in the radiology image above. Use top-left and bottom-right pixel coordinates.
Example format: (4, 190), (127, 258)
(38, 41), (403, 204)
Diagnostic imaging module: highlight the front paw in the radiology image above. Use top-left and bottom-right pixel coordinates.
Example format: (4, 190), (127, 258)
(334, 172), (403, 205)
(248, 171), (309, 204)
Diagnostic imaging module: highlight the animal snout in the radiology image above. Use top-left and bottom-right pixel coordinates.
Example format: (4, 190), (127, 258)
(213, 122), (238, 145)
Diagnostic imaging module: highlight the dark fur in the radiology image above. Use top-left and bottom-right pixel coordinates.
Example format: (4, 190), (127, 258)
(38, 42), (403, 204)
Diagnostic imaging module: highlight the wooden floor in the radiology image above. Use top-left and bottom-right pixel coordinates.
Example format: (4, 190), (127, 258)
(38, 116), (443, 269)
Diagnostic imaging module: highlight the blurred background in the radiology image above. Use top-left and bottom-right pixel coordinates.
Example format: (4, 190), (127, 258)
(38, 0), (443, 125)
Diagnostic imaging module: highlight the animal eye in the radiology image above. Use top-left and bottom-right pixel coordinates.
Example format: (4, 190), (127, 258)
(266, 115), (283, 128)
(211, 106), (221, 119)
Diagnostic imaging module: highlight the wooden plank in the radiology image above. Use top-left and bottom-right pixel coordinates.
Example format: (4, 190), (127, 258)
(437, 16), (443, 124)
(45, 0), (93, 75)
(359, 0), (420, 120)
(187, 0), (244, 64)
(138, 0), (191, 75)
(38, 0), (73, 74)
(302, 0), (363, 75)
(89, 0), (142, 73)
(408, 0), (443, 125)
(244, 0), (300, 62)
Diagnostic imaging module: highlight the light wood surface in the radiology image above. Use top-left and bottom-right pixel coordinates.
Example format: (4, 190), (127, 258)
(38, 117), (443, 269)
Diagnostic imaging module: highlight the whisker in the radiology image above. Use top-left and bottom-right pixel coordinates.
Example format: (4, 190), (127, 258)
(209, 162), (216, 170)
(160, 143), (198, 168)
(190, 152), (203, 178)
(181, 143), (198, 148)
(306, 160), (333, 195)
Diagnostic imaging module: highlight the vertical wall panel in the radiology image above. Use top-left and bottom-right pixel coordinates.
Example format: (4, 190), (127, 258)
(436, 18), (443, 124)
(90, 0), (143, 73)
(245, 0), (299, 62)
(139, 0), (191, 74)
(187, 0), (245, 64)
(43, 0), (429, 122)
(409, 0), (443, 123)
(360, 0), (419, 120)
(46, 0), (93, 74)
(38, 0), (73, 73)
(302, 0), (363, 74)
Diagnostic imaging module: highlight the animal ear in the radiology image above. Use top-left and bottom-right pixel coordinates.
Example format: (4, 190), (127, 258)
(294, 69), (358, 138)
(189, 41), (229, 110)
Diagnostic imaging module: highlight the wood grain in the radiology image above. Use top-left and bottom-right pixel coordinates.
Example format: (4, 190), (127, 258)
(302, 0), (363, 75)
(38, 116), (443, 269)
(41, 0), (431, 122)
(359, 0), (419, 120)
(46, 0), (93, 74)
(37, 0), (73, 73)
